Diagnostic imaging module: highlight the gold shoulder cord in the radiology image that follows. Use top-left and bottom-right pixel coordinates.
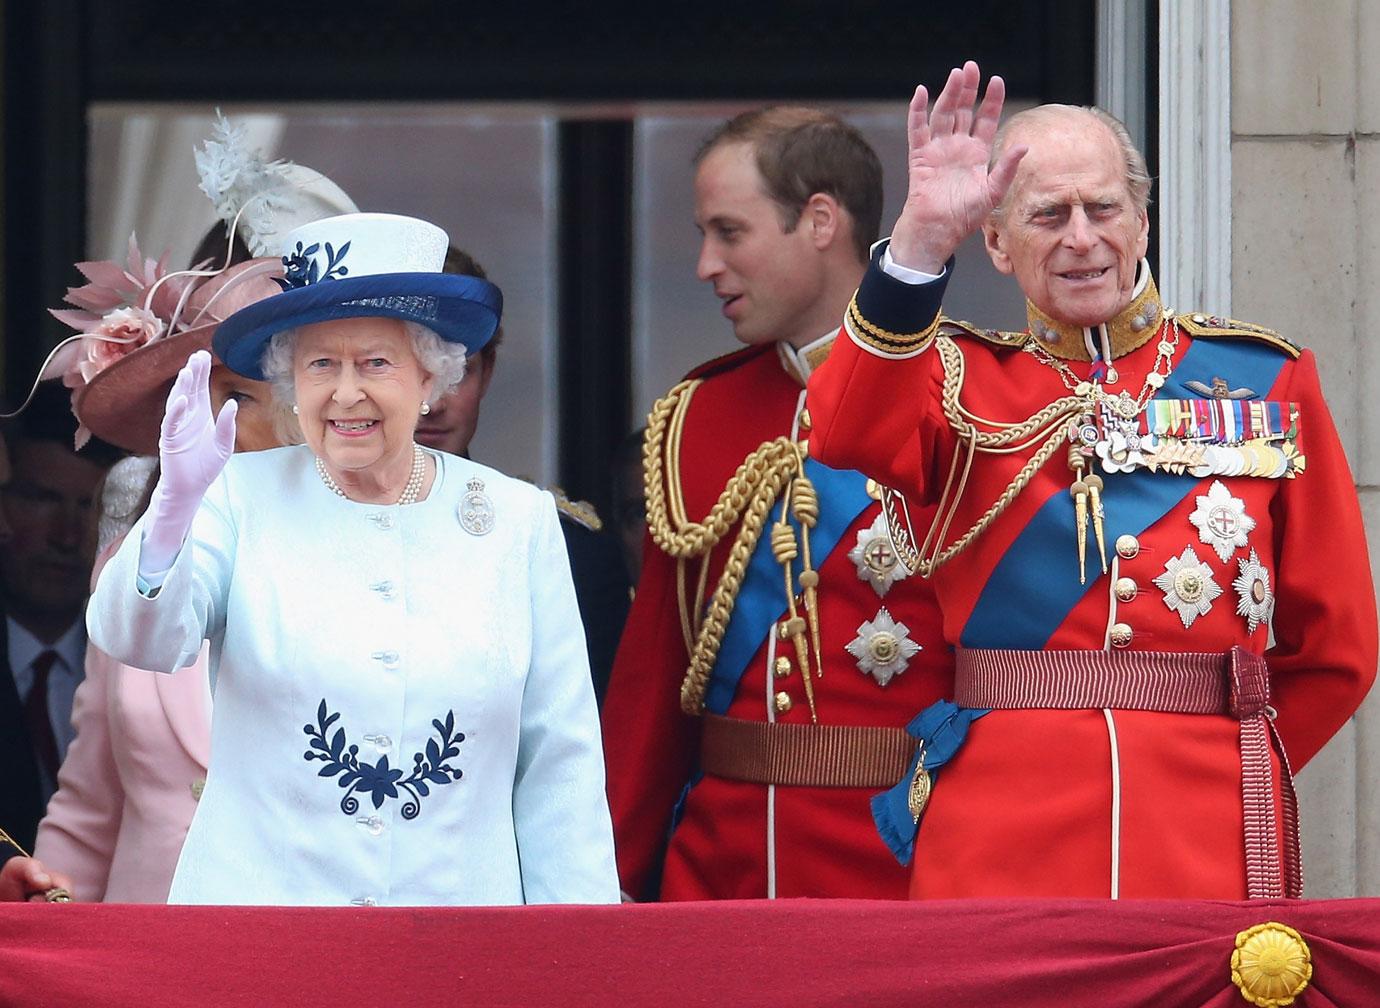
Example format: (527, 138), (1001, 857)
(644, 380), (824, 717)
(889, 336), (1086, 576)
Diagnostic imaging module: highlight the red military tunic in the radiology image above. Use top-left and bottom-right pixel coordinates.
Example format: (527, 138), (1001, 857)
(603, 335), (952, 900)
(806, 255), (1377, 899)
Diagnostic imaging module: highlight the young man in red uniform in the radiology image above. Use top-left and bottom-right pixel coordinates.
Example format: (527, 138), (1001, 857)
(602, 108), (953, 900)
(807, 62), (1377, 899)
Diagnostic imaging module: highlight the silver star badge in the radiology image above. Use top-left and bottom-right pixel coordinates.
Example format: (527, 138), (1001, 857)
(1232, 548), (1275, 635)
(845, 607), (921, 687)
(1189, 480), (1256, 563)
(1152, 546), (1223, 629)
(847, 514), (909, 598)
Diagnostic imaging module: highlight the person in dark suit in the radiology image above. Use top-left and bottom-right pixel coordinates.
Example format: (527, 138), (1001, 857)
(414, 247), (631, 704)
(0, 384), (120, 863)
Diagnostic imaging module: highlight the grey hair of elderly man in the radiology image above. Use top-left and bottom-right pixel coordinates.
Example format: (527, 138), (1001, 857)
(988, 105), (1153, 219)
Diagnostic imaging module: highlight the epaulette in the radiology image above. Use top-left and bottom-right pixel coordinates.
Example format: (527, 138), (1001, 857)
(1175, 312), (1300, 359)
(549, 487), (603, 532)
(938, 316), (1029, 349)
(682, 343), (776, 381)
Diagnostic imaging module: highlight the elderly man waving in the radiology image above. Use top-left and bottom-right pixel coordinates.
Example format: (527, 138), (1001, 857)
(806, 61), (1376, 900)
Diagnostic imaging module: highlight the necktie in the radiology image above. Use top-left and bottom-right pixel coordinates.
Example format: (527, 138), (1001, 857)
(23, 650), (61, 781)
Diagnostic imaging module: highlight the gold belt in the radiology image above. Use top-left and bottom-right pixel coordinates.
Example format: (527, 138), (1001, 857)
(699, 713), (917, 789)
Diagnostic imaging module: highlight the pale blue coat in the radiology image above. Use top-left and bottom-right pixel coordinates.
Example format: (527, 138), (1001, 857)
(89, 445), (618, 907)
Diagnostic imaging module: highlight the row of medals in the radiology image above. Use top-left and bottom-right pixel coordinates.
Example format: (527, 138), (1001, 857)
(1080, 391), (1303, 481)
(1062, 342), (1283, 635)
(833, 341), (1296, 695)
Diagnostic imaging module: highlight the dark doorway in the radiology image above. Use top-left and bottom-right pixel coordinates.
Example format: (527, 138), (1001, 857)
(4, 1), (1103, 512)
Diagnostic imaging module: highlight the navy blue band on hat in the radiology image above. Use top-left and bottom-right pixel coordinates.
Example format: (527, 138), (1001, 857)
(213, 272), (503, 380)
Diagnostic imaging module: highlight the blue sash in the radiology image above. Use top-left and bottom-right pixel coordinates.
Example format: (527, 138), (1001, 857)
(872, 700), (989, 865)
(959, 335), (1290, 649)
(704, 459), (873, 714)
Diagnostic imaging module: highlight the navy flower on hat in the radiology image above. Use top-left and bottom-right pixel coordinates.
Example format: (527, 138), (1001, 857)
(278, 240), (351, 290)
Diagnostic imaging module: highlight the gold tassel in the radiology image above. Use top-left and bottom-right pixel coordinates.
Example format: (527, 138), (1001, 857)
(1070, 477), (1089, 585)
(1066, 443), (1094, 585)
(771, 519), (818, 722)
(791, 475), (824, 681)
(1083, 472), (1109, 575)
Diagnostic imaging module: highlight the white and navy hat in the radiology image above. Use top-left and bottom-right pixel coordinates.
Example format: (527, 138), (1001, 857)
(213, 212), (502, 379)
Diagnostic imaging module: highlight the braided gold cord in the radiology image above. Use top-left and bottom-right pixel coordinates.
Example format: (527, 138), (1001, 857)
(769, 515), (819, 720)
(790, 476), (819, 527)
(656, 389), (699, 654)
(643, 380), (803, 714)
(914, 337), (1085, 574)
(645, 382), (799, 558)
(919, 422), (1071, 574)
(846, 295), (941, 354)
(936, 338), (1082, 448)
(788, 472), (825, 685)
(917, 428), (978, 573)
(677, 464), (795, 713)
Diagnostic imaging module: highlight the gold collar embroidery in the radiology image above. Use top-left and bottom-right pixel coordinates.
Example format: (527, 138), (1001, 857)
(777, 330), (838, 388)
(1025, 265), (1163, 362)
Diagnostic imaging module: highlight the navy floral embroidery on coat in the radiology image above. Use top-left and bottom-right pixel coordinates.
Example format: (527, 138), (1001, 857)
(303, 700), (464, 819)
(276, 240), (351, 291)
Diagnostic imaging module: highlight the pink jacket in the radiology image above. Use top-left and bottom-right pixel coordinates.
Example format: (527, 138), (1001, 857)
(34, 548), (210, 903)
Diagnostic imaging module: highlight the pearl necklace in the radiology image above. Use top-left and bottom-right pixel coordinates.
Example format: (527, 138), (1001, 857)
(315, 443), (426, 505)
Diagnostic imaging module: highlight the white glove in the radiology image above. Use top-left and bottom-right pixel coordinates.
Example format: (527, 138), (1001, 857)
(138, 350), (237, 581)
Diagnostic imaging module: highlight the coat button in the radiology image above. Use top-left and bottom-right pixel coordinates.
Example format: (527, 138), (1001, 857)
(774, 656), (792, 679)
(364, 733), (393, 753)
(351, 896), (379, 907)
(1110, 622), (1134, 648)
(372, 650), (400, 668)
(369, 514), (394, 530)
(1115, 534), (1140, 559)
(773, 691), (793, 714)
(1114, 577), (1138, 602)
(357, 815), (385, 837)
(371, 580), (396, 600)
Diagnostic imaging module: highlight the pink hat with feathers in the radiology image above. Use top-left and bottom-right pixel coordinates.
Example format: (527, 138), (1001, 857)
(37, 113), (356, 454)
(61, 256), (285, 455)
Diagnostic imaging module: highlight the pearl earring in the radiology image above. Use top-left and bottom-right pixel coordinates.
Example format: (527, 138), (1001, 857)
(420, 401), (431, 416)
(291, 404), (299, 415)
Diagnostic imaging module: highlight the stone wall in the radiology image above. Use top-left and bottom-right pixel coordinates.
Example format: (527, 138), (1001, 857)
(1231, 0), (1380, 896)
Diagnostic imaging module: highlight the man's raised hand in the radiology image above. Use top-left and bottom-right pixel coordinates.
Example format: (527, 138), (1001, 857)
(890, 61), (1027, 274)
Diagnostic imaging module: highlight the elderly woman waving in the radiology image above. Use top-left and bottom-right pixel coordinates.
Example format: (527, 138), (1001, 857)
(88, 213), (618, 907)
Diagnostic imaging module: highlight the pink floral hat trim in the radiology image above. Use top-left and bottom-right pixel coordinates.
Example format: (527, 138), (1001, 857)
(39, 235), (208, 449)
(32, 240), (283, 455)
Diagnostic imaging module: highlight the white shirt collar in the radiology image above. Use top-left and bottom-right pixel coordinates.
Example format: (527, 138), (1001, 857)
(8, 614), (86, 681)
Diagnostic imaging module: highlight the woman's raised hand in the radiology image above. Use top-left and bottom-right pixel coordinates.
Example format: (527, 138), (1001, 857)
(139, 350), (237, 578)
(159, 350), (237, 499)
(890, 61), (1028, 274)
